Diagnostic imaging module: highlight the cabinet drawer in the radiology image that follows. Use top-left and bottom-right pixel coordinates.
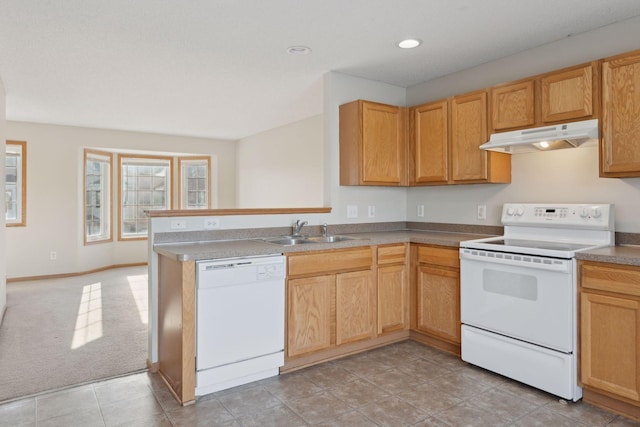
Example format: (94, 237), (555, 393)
(377, 244), (407, 265)
(417, 245), (459, 268)
(581, 263), (640, 297)
(288, 247), (373, 277)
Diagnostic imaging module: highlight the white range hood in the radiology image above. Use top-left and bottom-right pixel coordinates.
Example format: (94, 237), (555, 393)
(480, 119), (599, 154)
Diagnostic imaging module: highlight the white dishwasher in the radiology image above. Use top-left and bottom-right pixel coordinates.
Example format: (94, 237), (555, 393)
(195, 254), (285, 396)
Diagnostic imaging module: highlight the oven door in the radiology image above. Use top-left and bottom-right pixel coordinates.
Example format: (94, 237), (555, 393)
(460, 248), (575, 352)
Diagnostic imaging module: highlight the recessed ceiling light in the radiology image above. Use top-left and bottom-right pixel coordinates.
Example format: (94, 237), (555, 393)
(287, 45), (312, 55)
(397, 39), (422, 49)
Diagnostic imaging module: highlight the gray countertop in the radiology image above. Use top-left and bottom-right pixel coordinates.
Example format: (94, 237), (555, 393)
(153, 230), (492, 262)
(154, 228), (640, 267)
(576, 245), (640, 267)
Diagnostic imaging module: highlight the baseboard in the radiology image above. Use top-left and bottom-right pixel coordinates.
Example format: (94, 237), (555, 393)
(6, 262), (148, 283)
(147, 359), (159, 373)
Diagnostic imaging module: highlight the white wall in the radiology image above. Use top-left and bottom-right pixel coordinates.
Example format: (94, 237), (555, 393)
(5, 121), (237, 279)
(406, 16), (640, 233)
(323, 72), (408, 223)
(0, 77), (6, 317)
(236, 115), (323, 208)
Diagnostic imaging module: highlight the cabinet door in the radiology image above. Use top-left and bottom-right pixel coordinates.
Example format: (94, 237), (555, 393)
(336, 270), (375, 345)
(410, 100), (449, 184)
(601, 50), (640, 177)
(541, 64), (594, 123)
(287, 275), (334, 358)
(378, 264), (409, 335)
(451, 90), (491, 183)
(340, 100), (406, 186)
(581, 291), (640, 402)
(361, 101), (406, 185)
(416, 265), (460, 344)
(491, 80), (535, 131)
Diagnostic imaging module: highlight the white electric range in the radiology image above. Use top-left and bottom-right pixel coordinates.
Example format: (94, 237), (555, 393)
(459, 203), (615, 401)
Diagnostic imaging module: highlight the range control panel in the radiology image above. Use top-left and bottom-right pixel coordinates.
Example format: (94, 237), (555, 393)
(501, 203), (614, 230)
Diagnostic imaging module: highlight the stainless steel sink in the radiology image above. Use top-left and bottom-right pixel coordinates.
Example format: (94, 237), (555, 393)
(306, 235), (360, 243)
(261, 236), (317, 245)
(261, 234), (364, 246)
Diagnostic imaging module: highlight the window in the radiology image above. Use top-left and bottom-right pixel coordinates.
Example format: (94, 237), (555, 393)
(178, 157), (210, 209)
(119, 155), (172, 240)
(5, 140), (26, 226)
(84, 150), (112, 244)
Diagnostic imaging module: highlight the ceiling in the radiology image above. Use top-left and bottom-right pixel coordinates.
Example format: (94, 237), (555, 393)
(1, 1), (640, 141)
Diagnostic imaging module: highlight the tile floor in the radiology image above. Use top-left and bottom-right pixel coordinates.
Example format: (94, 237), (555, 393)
(1, 340), (639, 427)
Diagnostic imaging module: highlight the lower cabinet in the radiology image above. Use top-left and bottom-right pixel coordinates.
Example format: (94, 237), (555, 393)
(377, 244), (410, 335)
(285, 247), (376, 361)
(287, 275), (334, 357)
(284, 244), (411, 371)
(411, 244), (461, 354)
(580, 261), (640, 420)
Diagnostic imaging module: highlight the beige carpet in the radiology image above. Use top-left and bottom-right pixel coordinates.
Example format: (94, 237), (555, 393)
(0, 266), (149, 402)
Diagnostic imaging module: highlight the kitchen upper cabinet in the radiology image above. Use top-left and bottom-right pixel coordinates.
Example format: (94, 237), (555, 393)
(285, 247), (375, 360)
(580, 261), (640, 418)
(409, 100), (449, 185)
(601, 49), (640, 178)
(540, 63), (597, 123)
(411, 244), (461, 354)
(340, 100), (407, 186)
(490, 62), (599, 132)
(451, 90), (511, 184)
(377, 244), (409, 335)
(491, 80), (535, 131)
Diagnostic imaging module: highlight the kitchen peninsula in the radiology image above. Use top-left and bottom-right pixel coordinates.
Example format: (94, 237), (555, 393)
(148, 209), (499, 405)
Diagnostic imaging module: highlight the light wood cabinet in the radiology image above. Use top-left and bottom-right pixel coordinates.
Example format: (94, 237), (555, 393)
(336, 270), (376, 345)
(540, 63), (596, 123)
(411, 244), (461, 354)
(580, 261), (640, 420)
(409, 100), (449, 185)
(490, 62), (598, 132)
(287, 275), (334, 357)
(339, 100), (407, 186)
(286, 247), (375, 359)
(491, 80), (535, 131)
(601, 49), (640, 178)
(377, 244), (409, 335)
(451, 90), (511, 184)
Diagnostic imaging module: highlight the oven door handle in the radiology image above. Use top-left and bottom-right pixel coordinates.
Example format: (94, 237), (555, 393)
(460, 248), (572, 273)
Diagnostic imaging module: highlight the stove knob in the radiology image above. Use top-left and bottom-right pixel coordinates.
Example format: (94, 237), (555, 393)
(506, 206), (515, 216)
(515, 206), (524, 216)
(591, 207), (602, 218)
(579, 207), (589, 218)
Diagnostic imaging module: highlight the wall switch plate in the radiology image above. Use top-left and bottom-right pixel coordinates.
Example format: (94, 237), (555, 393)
(204, 217), (220, 229)
(477, 204), (487, 220)
(417, 205), (425, 217)
(50, 251), (57, 261)
(171, 219), (187, 230)
(347, 205), (358, 218)
(368, 205), (375, 218)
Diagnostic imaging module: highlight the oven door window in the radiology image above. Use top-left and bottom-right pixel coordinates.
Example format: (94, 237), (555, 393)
(461, 256), (574, 353)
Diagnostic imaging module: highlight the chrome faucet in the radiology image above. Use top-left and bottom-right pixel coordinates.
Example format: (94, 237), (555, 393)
(321, 223), (328, 237)
(292, 219), (308, 237)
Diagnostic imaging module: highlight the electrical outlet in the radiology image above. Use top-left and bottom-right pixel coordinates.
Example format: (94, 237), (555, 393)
(368, 205), (375, 218)
(477, 204), (487, 220)
(417, 205), (425, 217)
(204, 217), (220, 229)
(171, 219), (187, 230)
(347, 205), (358, 218)
(50, 251), (57, 261)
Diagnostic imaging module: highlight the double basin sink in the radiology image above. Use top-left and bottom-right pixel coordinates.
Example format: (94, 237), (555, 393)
(261, 235), (364, 246)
